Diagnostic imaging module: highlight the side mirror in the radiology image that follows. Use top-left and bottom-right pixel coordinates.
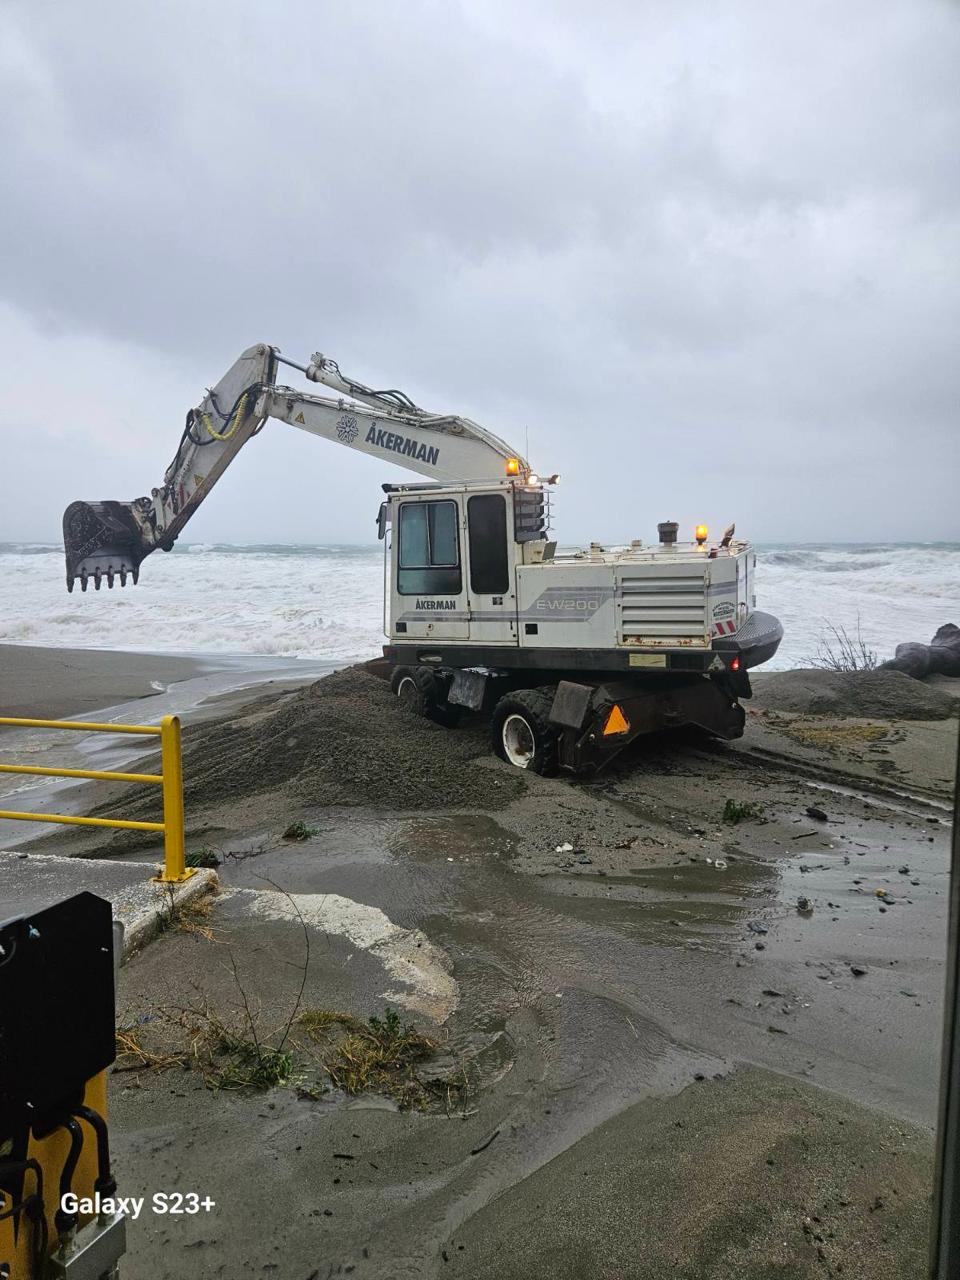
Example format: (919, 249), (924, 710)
(376, 502), (390, 541)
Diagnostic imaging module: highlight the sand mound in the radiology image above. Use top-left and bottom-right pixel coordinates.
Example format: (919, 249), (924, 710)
(178, 665), (525, 811)
(751, 668), (956, 721)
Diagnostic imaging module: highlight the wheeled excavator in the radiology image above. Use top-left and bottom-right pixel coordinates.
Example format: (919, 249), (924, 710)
(62, 343), (783, 774)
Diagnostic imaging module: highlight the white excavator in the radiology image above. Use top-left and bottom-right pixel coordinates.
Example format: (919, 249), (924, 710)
(62, 343), (783, 774)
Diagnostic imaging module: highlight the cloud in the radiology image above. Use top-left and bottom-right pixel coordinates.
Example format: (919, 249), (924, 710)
(1, 0), (957, 543)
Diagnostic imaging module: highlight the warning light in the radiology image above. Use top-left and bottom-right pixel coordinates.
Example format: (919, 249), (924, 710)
(506, 457), (520, 476)
(731, 656), (741, 672)
(602, 704), (630, 736)
(695, 524), (708, 545)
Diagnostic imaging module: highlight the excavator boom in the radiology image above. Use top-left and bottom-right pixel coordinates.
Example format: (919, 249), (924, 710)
(62, 344), (529, 591)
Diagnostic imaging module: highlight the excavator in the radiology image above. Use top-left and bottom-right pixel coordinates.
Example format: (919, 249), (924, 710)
(62, 343), (783, 774)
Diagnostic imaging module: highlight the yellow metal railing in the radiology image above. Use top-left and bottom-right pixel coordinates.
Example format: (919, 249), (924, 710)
(0, 714), (195, 883)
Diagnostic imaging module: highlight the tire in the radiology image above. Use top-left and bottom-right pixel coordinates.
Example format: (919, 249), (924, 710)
(390, 665), (462, 727)
(490, 688), (559, 774)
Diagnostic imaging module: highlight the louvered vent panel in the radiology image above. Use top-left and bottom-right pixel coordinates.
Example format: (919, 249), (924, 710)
(618, 570), (708, 643)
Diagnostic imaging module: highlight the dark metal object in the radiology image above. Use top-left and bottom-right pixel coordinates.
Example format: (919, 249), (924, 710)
(47, 1211), (126, 1279)
(448, 669), (489, 711)
(62, 500), (150, 593)
(551, 676), (745, 773)
(0, 893), (116, 1137)
(549, 681), (594, 730)
(657, 521), (679, 545)
(513, 487), (548, 543)
(930, 728), (960, 1278)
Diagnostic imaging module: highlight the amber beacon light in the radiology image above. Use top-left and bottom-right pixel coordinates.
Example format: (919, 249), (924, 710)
(695, 524), (708, 545)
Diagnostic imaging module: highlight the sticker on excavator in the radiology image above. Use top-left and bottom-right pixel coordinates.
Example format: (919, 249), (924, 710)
(602, 704), (630, 736)
(628, 653), (667, 668)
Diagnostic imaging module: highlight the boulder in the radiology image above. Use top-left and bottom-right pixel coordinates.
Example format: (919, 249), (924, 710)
(880, 623), (960, 680)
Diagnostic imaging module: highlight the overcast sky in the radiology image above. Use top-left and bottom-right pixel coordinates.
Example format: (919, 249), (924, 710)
(1, 0), (957, 547)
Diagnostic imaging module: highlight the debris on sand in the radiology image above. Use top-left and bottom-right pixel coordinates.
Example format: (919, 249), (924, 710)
(722, 798), (764, 824)
(805, 805), (829, 822)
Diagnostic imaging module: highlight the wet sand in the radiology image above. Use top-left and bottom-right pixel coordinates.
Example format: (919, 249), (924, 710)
(4, 646), (957, 1278)
(0, 642), (216, 719)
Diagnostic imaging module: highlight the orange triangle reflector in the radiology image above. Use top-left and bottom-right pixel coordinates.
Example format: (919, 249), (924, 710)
(603, 704), (630, 736)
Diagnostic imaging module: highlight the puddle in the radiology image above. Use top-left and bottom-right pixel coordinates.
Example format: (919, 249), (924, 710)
(389, 814), (519, 862)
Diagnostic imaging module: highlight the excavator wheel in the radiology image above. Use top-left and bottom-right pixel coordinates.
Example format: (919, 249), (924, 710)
(491, 688), (559, 775)
(390, 666), (462, 728)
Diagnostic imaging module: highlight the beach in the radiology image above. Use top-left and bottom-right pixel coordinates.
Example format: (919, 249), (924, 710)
(1, 640), (956, 1277)
(0, 643), (215, 719)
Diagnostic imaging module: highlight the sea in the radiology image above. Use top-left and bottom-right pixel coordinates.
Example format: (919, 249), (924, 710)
(1, 542), (957, 672)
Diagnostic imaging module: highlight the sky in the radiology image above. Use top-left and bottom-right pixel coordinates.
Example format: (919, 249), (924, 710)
(1, 0), (958, 547)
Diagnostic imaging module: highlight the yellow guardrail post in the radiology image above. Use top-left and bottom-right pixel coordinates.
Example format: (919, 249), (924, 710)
(0, 713), (197, 885)
(154, 714), (195, 884)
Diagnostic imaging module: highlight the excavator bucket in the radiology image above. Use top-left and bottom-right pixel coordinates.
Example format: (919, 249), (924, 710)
(62, 500), (154, 592)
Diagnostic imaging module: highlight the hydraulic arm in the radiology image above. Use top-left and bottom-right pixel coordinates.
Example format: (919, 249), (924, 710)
(62, 343), (529, 591)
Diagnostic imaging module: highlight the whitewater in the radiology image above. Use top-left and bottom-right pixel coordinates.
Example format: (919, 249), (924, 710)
(1, 542), (957, 672)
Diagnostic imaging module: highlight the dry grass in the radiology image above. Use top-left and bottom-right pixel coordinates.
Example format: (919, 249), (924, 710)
(156, 890), (219, 941)
(807, 619), (879, 673)
(115, 1001), (471, 1109)
(300, 1006), (469, 1111)
(114, 1027), (186, 1074)
(785, 720), (889, 750)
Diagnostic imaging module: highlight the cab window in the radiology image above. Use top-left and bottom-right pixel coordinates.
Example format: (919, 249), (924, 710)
(397, 500), (462, 595)
(467, 494), (510, 595)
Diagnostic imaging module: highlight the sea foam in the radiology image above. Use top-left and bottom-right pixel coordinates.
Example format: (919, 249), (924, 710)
(1, 541), (957, 671)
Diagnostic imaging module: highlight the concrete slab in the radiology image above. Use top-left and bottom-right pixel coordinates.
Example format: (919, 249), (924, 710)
(0, 851), (217, 960)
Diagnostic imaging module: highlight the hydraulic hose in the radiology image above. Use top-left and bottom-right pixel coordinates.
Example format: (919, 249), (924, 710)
(72, 1105), (115, 1198)
(0, 1158), (49, 1275)
(52, 1118), (84, 1237)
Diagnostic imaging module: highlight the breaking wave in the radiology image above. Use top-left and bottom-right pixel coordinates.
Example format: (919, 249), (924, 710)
(1, 541), (957, 671)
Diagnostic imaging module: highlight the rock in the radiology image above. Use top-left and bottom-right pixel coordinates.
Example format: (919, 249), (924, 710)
(806, 806), (828, 822)
(880, 623), (960, 680)
(797, 896), (813, 914)
(850, 964), (868, 977)
(747, 921), (769, 935)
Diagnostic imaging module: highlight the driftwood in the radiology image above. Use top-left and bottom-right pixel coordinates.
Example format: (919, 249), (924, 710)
(879, 623), (960, 681)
